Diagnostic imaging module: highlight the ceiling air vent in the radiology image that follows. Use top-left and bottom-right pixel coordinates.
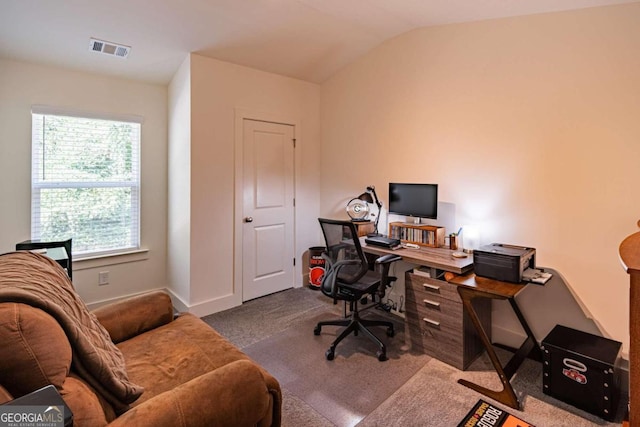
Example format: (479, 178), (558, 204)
(89, 38), (131, 59)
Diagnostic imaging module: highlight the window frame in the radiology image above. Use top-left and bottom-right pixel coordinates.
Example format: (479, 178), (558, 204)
(30, 105), (143, 258)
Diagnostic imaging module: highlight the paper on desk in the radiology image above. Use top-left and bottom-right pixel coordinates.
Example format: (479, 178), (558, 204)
(522, 267), (552, 285)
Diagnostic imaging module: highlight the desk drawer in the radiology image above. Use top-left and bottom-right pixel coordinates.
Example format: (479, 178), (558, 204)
(404, 291), (462, 328)
(405, 307), (463, 341)
(404, 290), (465, 369)
(405, 310), (465, 369)
(405, 284), (490, 370)
(406, 273), (459, 302)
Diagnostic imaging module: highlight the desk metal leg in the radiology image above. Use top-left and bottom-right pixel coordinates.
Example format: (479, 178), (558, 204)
(457, 287), (538, 410)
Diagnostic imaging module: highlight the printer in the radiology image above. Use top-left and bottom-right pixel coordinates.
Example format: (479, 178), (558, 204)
(473, 243), (535, 283)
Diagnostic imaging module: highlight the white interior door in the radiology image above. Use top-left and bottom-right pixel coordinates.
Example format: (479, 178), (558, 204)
(242, 119), (295, 301)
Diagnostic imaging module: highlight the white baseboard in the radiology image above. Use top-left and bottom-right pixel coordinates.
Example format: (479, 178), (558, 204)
(87, 287), (242, 318)
(85, 287), (168, 310)
(164, 288), (241, 317)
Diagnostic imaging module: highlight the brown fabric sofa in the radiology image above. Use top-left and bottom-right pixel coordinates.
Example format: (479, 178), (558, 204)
(0, 252), (281, 427)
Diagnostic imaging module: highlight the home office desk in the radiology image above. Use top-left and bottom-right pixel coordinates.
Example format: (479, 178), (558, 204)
(361, 241), (487, 371)
(360, 241), (474, 275)
(361, 240), (538, 410)
(450, 273), (540, 410)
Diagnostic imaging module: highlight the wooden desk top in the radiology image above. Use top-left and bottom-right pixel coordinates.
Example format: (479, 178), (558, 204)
(360, 239), (474, 274)
(449, 273), (527, 299)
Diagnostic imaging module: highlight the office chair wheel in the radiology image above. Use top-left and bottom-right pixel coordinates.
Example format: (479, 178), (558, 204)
(386, 327), (395, 337)
(376, 350), (387, 362)
(313, 325), (321, 336)
(325, 348), (335, 361)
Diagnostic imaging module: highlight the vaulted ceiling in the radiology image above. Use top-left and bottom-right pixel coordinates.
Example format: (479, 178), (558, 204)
(0, 0), (636, 84)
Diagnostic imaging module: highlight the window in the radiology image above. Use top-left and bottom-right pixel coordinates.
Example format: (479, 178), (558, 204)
(31, 106), (142, 257)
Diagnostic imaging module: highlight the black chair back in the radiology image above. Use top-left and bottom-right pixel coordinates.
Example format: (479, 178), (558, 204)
(315, 218), (399, 361)
(318, 218), (369, 296)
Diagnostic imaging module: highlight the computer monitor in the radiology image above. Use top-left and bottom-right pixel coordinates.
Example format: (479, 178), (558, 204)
(388, 183), (438, 220)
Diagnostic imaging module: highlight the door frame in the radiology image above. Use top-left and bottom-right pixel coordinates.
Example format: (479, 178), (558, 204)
(233, 108), (300, 305)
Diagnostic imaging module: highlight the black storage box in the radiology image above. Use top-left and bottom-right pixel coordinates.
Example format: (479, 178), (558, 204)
(473, 243), (535, 283)
(541, 325), (621, 421)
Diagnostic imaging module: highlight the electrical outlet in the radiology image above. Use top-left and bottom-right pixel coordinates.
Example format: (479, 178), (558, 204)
(98, 271), (109, 286)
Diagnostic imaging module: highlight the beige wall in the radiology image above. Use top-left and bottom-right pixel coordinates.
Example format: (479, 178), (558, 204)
(321, 4), (640, 353)
(167, 54), (321, 315)
(3, 4), (636, 355)
(0, 58), (168, 306)
(167, 56), (192, 305)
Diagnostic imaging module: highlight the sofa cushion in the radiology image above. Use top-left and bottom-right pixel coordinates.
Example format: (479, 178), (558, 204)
(59, 375), (114, 427)
(0, 303), (71, 397)
(118, 313), (274, 406)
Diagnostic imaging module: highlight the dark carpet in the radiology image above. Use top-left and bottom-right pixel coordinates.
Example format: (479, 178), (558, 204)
(202, 287), (626, 427)
(242, 309), (430, 426)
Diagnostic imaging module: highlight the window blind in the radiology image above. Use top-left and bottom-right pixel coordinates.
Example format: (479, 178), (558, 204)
(31, 110), (141, 256)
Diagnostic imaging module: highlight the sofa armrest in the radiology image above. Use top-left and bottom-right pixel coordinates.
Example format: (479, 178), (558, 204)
(107, 360), (275, 427)
(92, 291), (174, 344)
(0, 385), (12, 405)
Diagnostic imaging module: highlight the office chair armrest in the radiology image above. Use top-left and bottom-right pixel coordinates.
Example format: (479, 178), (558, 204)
(375, 254), (402, 265)
(321, 254), (361, 298)
(375, 254), (401, 299)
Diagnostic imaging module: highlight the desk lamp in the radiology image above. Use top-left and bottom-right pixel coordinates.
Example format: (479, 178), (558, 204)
(359, 185), (382, 236)
(346, 195), (370, 221)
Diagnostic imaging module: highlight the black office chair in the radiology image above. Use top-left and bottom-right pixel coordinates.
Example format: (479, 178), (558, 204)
(16, 238), (73, 280)
(314, 218), (401, 361)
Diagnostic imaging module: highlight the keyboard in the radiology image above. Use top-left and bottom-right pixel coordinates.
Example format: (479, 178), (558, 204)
(365, 236), (401, 248)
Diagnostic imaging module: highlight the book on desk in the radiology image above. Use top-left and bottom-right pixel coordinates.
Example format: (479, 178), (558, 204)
(364, 235), (401, 249)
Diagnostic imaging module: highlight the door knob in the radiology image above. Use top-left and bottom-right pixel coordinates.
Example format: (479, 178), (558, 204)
(245, 217), (254, 223)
